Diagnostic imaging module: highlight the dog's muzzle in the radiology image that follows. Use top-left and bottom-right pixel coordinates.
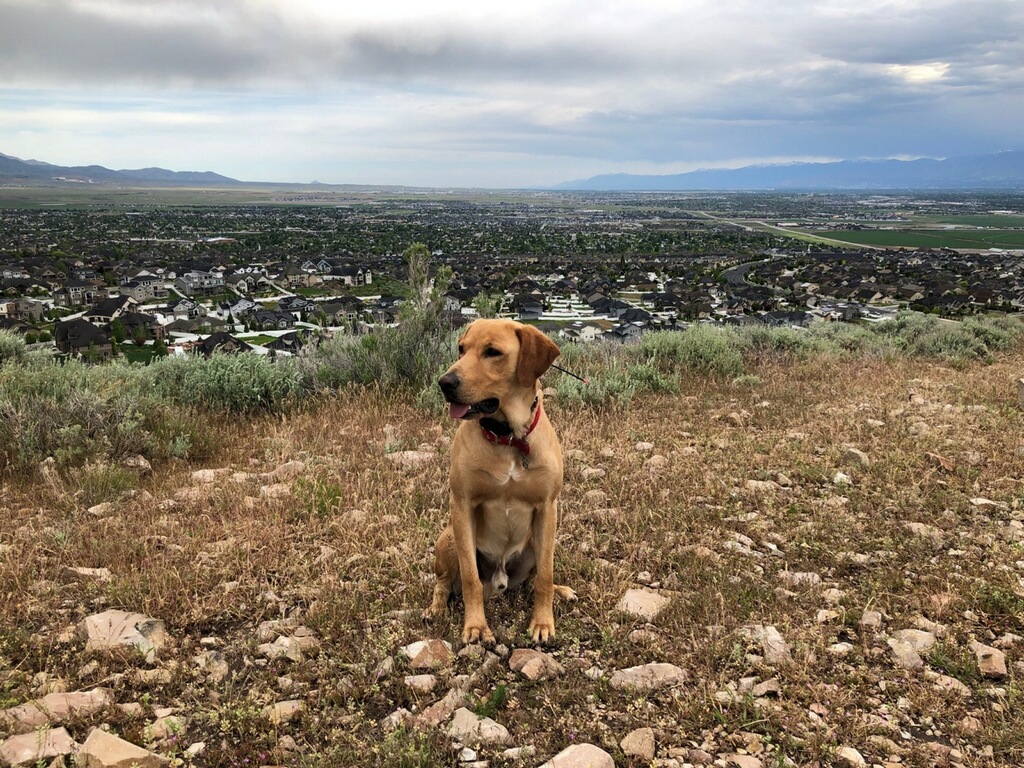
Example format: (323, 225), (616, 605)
(439, 372), (499, 419)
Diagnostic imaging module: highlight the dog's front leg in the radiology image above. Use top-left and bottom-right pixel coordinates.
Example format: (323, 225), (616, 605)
(452, 496), (495, 645)
(529, 499), (558, 643)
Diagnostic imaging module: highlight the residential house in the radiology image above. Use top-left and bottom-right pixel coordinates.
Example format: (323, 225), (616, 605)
(55, 318), (114, 361)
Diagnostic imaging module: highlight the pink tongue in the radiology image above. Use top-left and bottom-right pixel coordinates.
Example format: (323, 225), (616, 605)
(449, 403), (472, 419)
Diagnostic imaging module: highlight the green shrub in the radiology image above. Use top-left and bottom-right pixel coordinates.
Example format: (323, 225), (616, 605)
(147, 353), (304, 414)
(640, 326), (745, 377)
(0, 330), (26, 366)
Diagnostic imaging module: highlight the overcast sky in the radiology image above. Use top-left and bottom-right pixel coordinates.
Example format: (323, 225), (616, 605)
(2, 0), (1022, 187)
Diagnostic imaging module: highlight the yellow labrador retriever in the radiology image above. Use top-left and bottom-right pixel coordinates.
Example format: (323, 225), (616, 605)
(423, 318), (575, 644)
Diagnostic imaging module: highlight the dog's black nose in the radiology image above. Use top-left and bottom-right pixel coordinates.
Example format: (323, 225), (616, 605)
(438, 372), (460, 397)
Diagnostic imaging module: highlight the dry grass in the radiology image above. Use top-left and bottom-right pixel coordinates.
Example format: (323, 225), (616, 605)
(1, 351), (1022, 766)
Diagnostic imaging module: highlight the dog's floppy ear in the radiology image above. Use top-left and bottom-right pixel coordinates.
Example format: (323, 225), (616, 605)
(516, 324), (560, 387)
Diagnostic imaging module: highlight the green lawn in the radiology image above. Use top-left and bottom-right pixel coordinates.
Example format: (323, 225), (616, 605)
(815, 228), (1024, 249)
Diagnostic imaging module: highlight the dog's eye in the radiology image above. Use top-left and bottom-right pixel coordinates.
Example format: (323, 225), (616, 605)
(483, 347), (502, 358)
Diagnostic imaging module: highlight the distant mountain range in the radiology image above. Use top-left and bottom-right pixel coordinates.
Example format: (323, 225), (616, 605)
(0, 152), (237, 185)
(556, 151), (1024, 191)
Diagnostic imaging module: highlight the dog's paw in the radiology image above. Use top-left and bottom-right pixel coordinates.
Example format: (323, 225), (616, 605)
(462, 623), (496, 646)
(554, 584), (578, 602)
(529, 618), (556, 644)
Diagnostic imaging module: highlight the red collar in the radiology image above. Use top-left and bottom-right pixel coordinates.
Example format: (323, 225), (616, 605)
(480, 401), (542, 459)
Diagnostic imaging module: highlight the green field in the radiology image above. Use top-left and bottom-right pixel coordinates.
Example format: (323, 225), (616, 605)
(813, 228), (1024, 249)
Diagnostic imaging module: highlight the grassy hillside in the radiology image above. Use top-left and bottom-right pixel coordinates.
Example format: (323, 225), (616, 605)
(1, 322), (1022, 766)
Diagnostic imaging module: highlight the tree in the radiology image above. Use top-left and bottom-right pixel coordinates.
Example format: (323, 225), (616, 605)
(110, 319), (126, 344)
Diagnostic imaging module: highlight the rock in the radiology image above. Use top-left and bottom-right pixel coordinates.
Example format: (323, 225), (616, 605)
(508, 649), (564, 681)
(835, 746), (867, 767)
(405, 639), (453, 670)
(501, 746), (536, 760)
(864, 418), (885, 429)
(1, 688), (114, 733)
(581, 467), (606, 480)
(620, 727), (655, 761)
(859, 610), (883, 631)
(0, 728), (78, 766)
(886, 638), (923, 670)
(933, 674), (972, 697)
(833, 471), (852, 486)
(842, 448), (870, 469)
(616, 588), (671, 621)
(190, 468), (230, 484)
(79, 610), (167, 663)
(609, 662), (686, 691)
(146, 715), (185, 742)
(447, 707), (510, 747)
(752, 678), (781, 697)
(778, 571), (821, 590)
(634, 442), (654, 453)
(260, 483), (292, 498)
(263, 700), (304, 725)
(539, 743), (615, 768)
(740, 624), (792, 665)
(744, 479), (780, 494)
(892, 629), (937, 653)
(262, 461), (306, 482)
(724, 755), (762, 768)
(77, 728), (169, 768)
(193, 650), (229, 683)
(86, 503), (114, 517)
(828, 642), (854, 657)
(404, 674), (438, 694)
(63, 566), (113, 583)
(122, 455), (153, 475)
(582, 490), (607, 506)
(970, 641), (1007, 679)
(386, 450), (435, 469)
(1017, 377), (1024, 409)
(904, 522), (945, 548)
(644, 455), (668, 471)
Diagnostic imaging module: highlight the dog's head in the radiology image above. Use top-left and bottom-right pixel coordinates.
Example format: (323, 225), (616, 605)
(439, 319), (560, 421)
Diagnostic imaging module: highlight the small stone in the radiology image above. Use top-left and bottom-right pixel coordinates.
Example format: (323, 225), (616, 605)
(833, 471), (852, 486)
(752, 678), (781, 697)
(859, 610), (883, 631)
(835, 746), (867, 767)
(828, 642), (854, 657)
(447, 707), (510, 747)
(404, 674), (438, 694)
(1, 688), (114, 733)
(644, 454), (668, 471)
(146, 715), (185, 743)
(970, 641), (1007, 679)
(933, 674), (972, 697)
(725, 755), (762, 768)
(581, 467), (606, 480)
(843, 448), (870, 469)
(583, 489), (607, 506)
(77, 728), (169, 768)
(886, 638), (923, 670)
(190, 468), (230, 484)
(620, 727), (655, 761)
(86, 502), (114, 517)
(0, 728), (78, 766)
(500, 746), (536, 760)
(609, 662), (686, 691)
(634, 442), (654, 452)
(892, 629), (937, 653)
(263, 700), (304, 725)
(64, 566), (113, 583)
(616, 588), (670, 621)
(408, 639), (453, 670)
(778, 571), (821, 589)
(508, 649), (564, 681)
(740, 624), (792, 665)
(386, 450), (435, 469)
(263, 461), (306, 482)
(539, 743), (615, 768)
(79, 610), (167, 663)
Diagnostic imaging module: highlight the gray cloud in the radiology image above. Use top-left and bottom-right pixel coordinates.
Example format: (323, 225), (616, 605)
(1, 0), (1022, 185)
